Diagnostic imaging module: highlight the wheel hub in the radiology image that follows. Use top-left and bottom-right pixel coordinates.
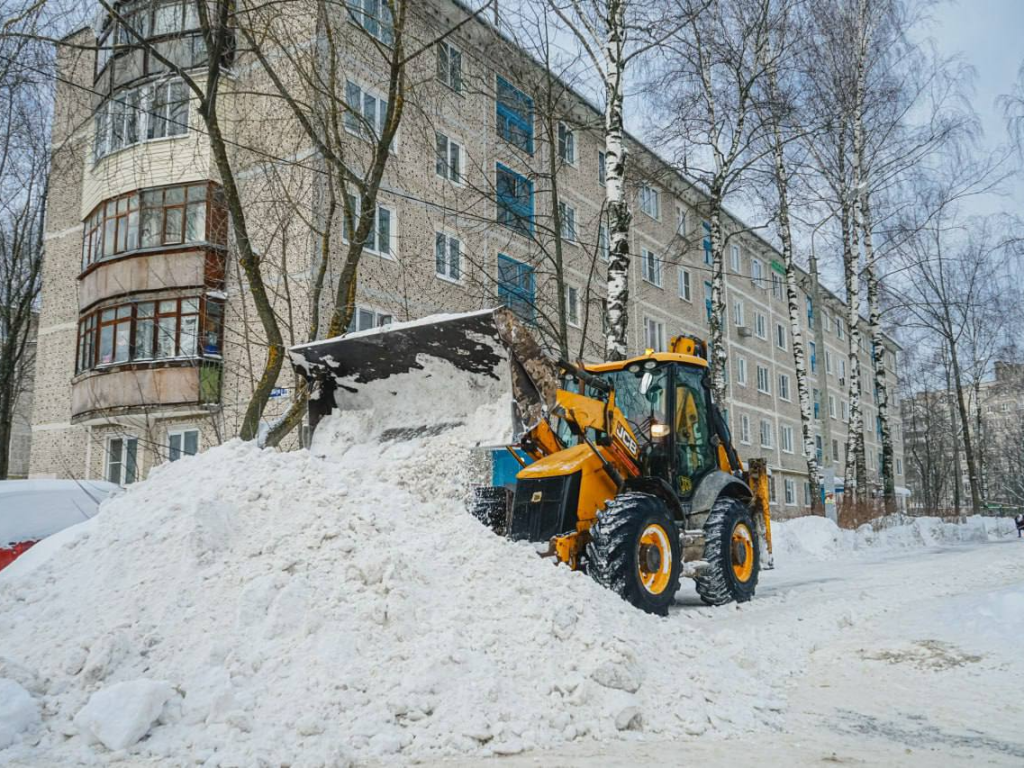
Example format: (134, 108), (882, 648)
(640, 543), (662, 572)
(732, 540), (747, 566)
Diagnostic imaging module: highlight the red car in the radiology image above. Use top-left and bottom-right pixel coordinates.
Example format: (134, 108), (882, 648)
(0, 480), (117, 571)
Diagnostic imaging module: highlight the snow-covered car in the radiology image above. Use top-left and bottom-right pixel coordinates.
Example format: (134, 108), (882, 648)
(0, 479), (118, 571)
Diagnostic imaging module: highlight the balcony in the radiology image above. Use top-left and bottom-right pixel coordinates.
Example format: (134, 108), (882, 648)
(71, 360), (221, 423)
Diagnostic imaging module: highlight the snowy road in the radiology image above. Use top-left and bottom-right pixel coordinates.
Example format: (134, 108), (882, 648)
(431, 537), (1024, 767)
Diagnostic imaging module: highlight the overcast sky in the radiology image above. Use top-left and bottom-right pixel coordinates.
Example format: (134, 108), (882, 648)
(927, 0), (1024, 213)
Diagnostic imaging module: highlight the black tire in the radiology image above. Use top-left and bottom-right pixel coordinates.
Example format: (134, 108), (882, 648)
(695, 497), (760, 606)
(469, 486), (511, 536)
(586, 492), (682, 616)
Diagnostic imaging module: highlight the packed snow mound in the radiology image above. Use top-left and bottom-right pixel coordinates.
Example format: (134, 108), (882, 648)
(772, 513), (1015, 563)
(0, 395), (780, 765)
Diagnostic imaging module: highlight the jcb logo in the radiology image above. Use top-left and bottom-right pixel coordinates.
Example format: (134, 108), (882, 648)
(531, 491), (543, 503)
(615, 424), (639, 457)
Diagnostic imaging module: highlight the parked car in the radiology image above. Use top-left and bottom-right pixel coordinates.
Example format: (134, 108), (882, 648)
(0, 480), (118, 571)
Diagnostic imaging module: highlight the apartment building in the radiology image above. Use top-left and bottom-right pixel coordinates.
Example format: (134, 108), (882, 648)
(30, 0), (905, 515)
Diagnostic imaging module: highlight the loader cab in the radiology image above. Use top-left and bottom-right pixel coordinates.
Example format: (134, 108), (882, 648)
(585, 357), (719, 499)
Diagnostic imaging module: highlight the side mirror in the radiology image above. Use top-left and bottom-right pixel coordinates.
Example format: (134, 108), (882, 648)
(639, 371), (653, 396)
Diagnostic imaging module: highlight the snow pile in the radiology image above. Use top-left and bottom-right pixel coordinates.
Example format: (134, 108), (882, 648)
(772, 513), (1016, 563)
(0, 363), (781, 766)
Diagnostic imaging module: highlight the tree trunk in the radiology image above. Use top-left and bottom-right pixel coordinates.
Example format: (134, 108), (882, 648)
(840, 189), (866, 500)
(707, 197), (728, 407)
(948, 344), (982, 514)
(944, 347), (961, 514)
(603, 0), (631, 360)
(545, 111), (569, 359)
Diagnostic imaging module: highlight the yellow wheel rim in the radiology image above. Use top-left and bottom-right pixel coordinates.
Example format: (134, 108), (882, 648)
(731, 522), (755, 583)
(637, 524), (672, 595)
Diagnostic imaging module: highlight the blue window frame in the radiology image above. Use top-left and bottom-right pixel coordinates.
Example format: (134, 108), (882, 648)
(496, 164), (534, 234)
(498, 254), (535, 322)
(806, 296), (813, 326)
(809, 341), (817, 373)
(496, 76), (534, 154)
(702, 221), (712, 265)
(813, 389), (821, 419)
(703, 280), (713, 322)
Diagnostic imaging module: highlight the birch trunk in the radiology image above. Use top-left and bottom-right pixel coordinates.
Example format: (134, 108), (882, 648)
(603, 0), (631, 360)
(707, 198), (728, 407)
(840, 189), (866, 499)
(545, 114), (570, 359)
(763, 58), (820, 512)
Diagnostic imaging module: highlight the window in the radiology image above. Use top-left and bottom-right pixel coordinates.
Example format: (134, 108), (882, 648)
(558, 122), (575, 164)
(346, 0), (394, 44)
(756, 365), (770, 394)
(106, 437), (139, 486)
(644, 317), (666, 352)
(496, 164), (534, 234)
(737, 357), (747, 386)
(598, 151), (606, 185)
(733, 299), (745, 327)
(168, 428), (199, 461)
(497, 254), (535, 322)
(641, 248), (662, 287)
(435, 132), (462, 182)
(496, 76), (534, 153)
(566, 285), (581, 327)
(437, 41), (462, 93)
(76, 295), (222, 373)
(896, 457), (903, 475)
(434, 232), (461, 282)
(832, 439), (840, 465)
(344, 80), (389, 139)
(343, 196), (394, 257)
(776, 322), (787, 350)
(599, 223), (609, 262)
(639, 184), (660, 219)
(348, 307), (393, 332)
(781, 425), (794, 453)
(558, 201), (577, 242)
(825, 349), (833, 375)
(784, 478), (796, 505)
(823, 313), (832, 333)
(808, 341), (816, 373)
(676, 206), (686, 236)
(836, 317), (845, 340)
(751, 258), (764, 287)
(704, 281), (713, 323)
(771, 272), (783, 300)
(813, 388), (820, 419)
(805, 480), (812, 506)
(740, 414), (751, 444)
(839, 358), (846, 381)
(94, 79), (188, 160)
(829, 394), (837, 419)
(778, 374), (790, 401)
(702, 221), (712, 265)
(806, 296), (814, 327)
(730, 244), (741, 272)
(678, 268), (692, 301)
(754, 312), (767, 339)
(760, 419), (773, 448)
(769, 475), (777, 503)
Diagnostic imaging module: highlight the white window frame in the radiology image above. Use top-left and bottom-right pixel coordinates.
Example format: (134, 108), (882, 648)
(435, 132), (463, 184)
(784, 478), (796, 506)
(781, 424), (794, 454)
(434, 230), (462, 283)
(740, 414), (751, 444)
(825, 349), (833, 375)
(823, 312), (832, 333)
(598, 222), (609, 262)
(829, 394), (837, 419)
(557, 122), (576, 165)
(344, 79), (393, 145)
(639, 184), (660, 220)
(760, 419), (774, 449)
(168, 428), (200, 462)
(349, 306), (393, 333)
(778, 373), (791, 401)
(566, 284), (581, 328)
(776, 322), (787, 350)
(641, 247), (662, 287)
(676, 206), (686, 236)
(437, 40), (463, 93)
(93, 79), (190, 162)
(754, 312), (767, 340)
(771, 272), (783, 300)
(733, 299), (745, 327)
(836, 317), (845, 340)
(751, 257), (764, 288)
(558, 200), (577, 243)
(730, 244), (741, 272)
(841, 400), (849, 422)
(342, 195), (397, 259)
(598, 151), (606, 186)
(737, 357), (747, 387)
(644, 316), (666, 352)
(896, 457), (903, 476)
(840, 358), (847, 381)
(756, 365), (771, 395)
(106, 435), (139, 486)
(678, 267), (692, 301)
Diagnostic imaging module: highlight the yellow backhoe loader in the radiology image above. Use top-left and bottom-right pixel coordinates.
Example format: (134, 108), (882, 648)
(291, 307), (773, 615)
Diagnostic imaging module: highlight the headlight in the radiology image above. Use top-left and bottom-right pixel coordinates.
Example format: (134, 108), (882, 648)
(651, 423), (669, 439)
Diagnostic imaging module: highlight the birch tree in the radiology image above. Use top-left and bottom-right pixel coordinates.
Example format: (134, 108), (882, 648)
(651, 0), (773, 406)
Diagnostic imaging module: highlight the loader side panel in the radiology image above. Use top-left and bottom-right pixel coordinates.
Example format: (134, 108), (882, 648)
(509, 473), (581, 542)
